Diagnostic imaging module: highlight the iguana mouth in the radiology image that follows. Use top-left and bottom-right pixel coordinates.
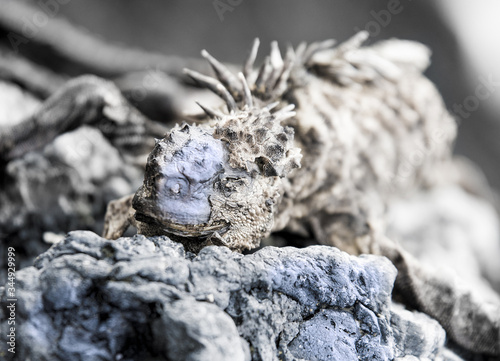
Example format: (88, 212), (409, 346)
(134, 211), (229, 239)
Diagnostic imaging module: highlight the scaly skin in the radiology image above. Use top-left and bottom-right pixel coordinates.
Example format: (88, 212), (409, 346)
(103, 31), (456, 254)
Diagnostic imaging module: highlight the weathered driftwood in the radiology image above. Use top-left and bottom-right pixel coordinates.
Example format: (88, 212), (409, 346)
(0, 0), (209, 79)
(0, 75), (167, 162)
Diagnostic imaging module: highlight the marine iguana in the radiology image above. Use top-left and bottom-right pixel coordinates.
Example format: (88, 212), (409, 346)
(103, 31), (457, 254)
(102, 35), (500, 355)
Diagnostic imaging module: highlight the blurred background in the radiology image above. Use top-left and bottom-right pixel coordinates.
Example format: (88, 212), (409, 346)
(16, 0), (499, 190)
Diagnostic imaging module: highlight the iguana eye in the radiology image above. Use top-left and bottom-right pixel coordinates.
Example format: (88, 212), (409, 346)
(216, 176), (249, 196)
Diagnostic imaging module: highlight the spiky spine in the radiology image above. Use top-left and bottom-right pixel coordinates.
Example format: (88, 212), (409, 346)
(192, 31), (456, 253)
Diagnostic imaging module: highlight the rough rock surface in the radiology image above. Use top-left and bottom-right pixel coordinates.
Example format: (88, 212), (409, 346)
(390, 303), (445, 360)
(0, 125), (143, 280)
(387, 185), (500, 295)
(0, 231), (456, 361)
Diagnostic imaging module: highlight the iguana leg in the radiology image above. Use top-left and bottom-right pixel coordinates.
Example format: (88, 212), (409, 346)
(102, 193), (135, 239)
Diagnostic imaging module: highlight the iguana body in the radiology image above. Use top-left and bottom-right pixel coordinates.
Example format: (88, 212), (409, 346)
(103, 34), (500, 356)
(104, 32), (456, 255)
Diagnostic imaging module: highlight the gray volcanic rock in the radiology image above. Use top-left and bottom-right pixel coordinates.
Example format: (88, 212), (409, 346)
(0, 231), (454, 361)
(0, 126), (143, 282)
(390, 303), (445, 359)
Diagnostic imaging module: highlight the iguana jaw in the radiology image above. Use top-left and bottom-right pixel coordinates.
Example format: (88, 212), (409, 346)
(134, 210), (229, 239)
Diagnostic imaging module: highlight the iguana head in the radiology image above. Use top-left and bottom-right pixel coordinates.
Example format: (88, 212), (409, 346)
(132, 104), (301, 252)
(132, 40), (302, 251)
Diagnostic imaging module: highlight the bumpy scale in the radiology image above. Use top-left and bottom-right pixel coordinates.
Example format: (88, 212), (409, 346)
(103, 31), (456, 254)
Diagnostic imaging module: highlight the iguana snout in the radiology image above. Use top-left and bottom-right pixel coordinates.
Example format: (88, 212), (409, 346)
(132, 125), (230, 235)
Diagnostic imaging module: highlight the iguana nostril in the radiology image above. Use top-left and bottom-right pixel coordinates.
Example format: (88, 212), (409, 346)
(164, 178), (189, 197)
(170, 183), (181, 194)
